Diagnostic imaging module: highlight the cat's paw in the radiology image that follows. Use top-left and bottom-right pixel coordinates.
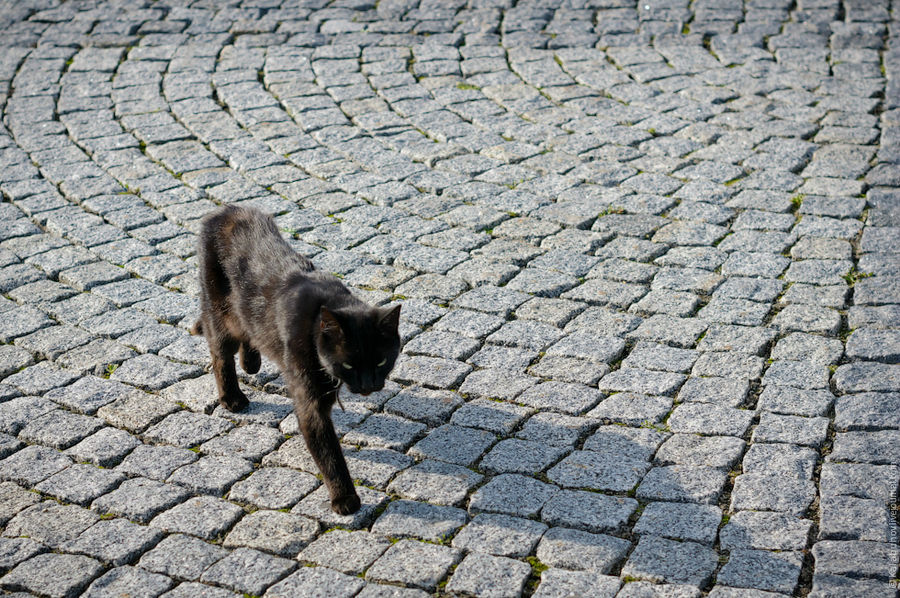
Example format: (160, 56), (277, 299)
(190, 319), (204, 336)
(219, 391), (249, 412)
(331, 493), (361, 515)
(239, 345), (261, 374)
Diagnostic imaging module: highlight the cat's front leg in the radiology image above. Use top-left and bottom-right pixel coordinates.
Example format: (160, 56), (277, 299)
(291, 387), (359, 515)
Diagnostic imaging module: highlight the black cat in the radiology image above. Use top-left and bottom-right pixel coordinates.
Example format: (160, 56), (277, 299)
(193, 205), (401, 514)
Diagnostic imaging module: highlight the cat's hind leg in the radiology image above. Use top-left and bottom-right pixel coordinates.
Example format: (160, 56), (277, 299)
(204, 317), (249, 412)
(197, 214), (249, 412)
(239, 342), (261, 374)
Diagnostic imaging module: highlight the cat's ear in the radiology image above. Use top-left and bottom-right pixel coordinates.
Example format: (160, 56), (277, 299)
(320, 306), (343, 337)
(378, 304), (401, 334)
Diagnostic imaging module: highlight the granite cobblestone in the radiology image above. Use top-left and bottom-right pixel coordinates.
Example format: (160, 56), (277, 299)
(0, 2), (893, 596)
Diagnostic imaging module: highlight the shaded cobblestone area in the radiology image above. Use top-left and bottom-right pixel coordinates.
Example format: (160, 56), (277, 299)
(0, 0), (898, 596)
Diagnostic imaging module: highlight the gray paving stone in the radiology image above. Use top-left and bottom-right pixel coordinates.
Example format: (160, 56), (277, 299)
(757, 385), (834, 418)
(469, 473), (559, 518)
(116, 443), (198, 481)
(0, 553), (104, 598)
(717, 549), (803, 595)
(720, 510), (813, 551)
(616, 580), (701, 598)
(516, 412), (595, 448)
(633, 502), (722, 545)
(97, 390), (179, 433)
(0, 444), (72, 486)
(451, 512), (547, 558)
(387, 459), (481, 506)
(819, 462), (900, 500)
(200, 547), (295, 595)
(390, 355), (472, 389)
(536, 526), (630, 574)
(298, 529), (391, 575)
(0, 345), (33, 378)
(365, 539), (460, 591)
(532, 568), (621, 598)
(450, 398), (532, 435)
(812, 540), (898, 581)
(819, 493), (897, 542)
(408, 424), (494, 466)
(583, 425), (668, 461)
(743, 443), (818, 480)
(518, 381), (606, 415)
(834, 363), (900, 393)
(626, 314), (708, 349)
(622, 343), (698, 374)
(565, 306), (643, 337)
(636, 465), (728, 505)
(0, 396), (58, 436)
(677, 376), (749, 407)
(110, 354), (203, 391)
(139, 534), (229, 582)
(384, 386), (463, 427)
(752, 412), (830, 447)
(655, 434), (745, 470)
(3, 362), (79, 395)
(692, 351), (765, 380)
(227, 467), (318, 510)
(63, 518), (163, 566)
(0, 537), (45, 576)
(480, 438), (566, 475)
(34, 463), (124, 506)
(343, 447), (412, 490)
(371, 499), (467, 542)
(0, 306), (53, 343)
(467, 344), (538, 372)
(548, 449), (649, 493)
(697, 324), (775, 355)
(167, 455), (253, 497)
(144, 411), (234, 449)
(829, 430), (900, 465)
(621, 535), (717, 586)
(199, 422), (283, 462)
(772, 332), (844, 366)
(587, 392), (672, 426)
(82, 566), (174, 598)
(19, 409), (104, 450)
(541, 489), (637, 534)
(44, 375), (143, 415)
(149, 496), (244, 540)
(771, 304), (841, 335)
(265, 566), (366, 598)
(3, 501), (99, 548)
(0, 483), (41, 527)
(730, 473), (817, 516)
(808, 575), (897, 598)
(667, 403), (753, 437)
(402, 330), (479, 361)
(292, 485), (389, 530)
(446, 552), (531, 598)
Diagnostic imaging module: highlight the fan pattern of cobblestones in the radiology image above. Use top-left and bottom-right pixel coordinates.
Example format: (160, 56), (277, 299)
(0, 0), (898, 596)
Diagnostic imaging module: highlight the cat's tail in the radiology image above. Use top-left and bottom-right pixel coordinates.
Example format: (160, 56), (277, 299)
(191, 319), (204, 336)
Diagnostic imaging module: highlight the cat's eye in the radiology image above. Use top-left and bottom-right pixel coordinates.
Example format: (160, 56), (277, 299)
(377, 359), (387, 367)
(342, 363), (353, 370)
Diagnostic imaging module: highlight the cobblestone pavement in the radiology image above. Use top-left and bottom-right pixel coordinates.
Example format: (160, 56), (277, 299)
(0, 0), (898, 596)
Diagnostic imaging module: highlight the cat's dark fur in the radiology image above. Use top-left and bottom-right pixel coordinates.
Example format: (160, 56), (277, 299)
(193, 205), (401, 514)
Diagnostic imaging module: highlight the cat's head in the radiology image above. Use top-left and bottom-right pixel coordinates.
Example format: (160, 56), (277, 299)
(315, 304), (401, 396)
